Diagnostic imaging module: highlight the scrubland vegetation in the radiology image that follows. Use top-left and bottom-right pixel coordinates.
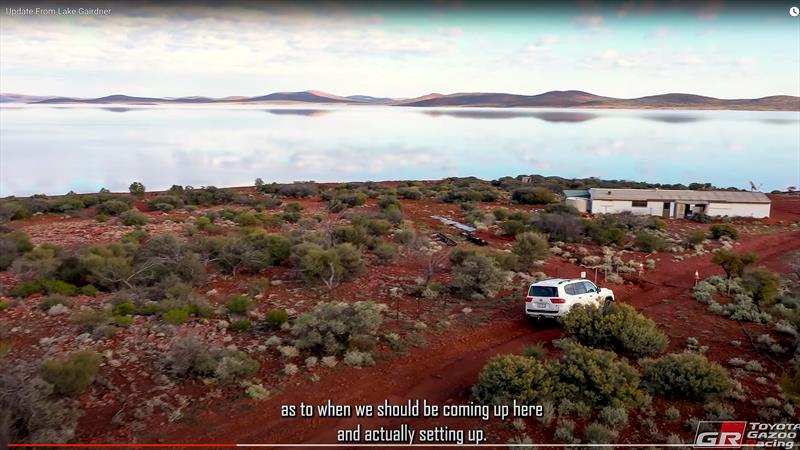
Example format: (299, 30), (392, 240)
(1, 175), (798, 445)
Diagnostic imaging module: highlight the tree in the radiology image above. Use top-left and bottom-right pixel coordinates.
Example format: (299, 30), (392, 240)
(712, 250), (757, 280)
(128, 181), (146, 197)
(254, 178), (265, 188)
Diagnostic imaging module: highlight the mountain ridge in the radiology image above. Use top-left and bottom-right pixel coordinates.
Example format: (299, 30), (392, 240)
(2, 90), (797, 111)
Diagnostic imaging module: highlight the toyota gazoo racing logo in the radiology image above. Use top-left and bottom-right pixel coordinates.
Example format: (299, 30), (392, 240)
(694, 421), (799, 448)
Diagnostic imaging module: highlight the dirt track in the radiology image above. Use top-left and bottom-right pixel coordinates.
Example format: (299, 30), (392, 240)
(152, 229), (800, 447)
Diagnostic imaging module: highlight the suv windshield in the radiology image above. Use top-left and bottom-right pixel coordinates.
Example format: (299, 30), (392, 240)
(529, 286), (558, 297)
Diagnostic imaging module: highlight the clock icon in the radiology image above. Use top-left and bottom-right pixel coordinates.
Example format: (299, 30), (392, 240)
(791, 6), (800, 16)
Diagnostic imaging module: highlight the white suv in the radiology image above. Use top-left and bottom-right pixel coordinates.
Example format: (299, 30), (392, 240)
(524, 278), (615, 320)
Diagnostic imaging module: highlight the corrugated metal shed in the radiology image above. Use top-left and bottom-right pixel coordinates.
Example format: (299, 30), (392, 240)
(588, 188), (770, 204)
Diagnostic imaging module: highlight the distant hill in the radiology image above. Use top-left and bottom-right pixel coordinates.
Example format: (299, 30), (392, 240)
(393, 90), (612, 107)
(4, 89), (796, 111)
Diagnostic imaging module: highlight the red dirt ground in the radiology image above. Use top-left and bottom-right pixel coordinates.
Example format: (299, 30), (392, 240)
(2, 190), (799, 448)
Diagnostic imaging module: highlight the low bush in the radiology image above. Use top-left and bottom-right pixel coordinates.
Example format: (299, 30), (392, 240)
(70, 308), (112, 334)
(0, 369), (81, 444)
(0, 230), (33, 270)
(585, 219), (626, 246)
(512, 187), (556, 205)
(226, 294), (253, 315)
(512, 232), (549, 266)
(710, 224), (739, 240)
(163, 335), (259, 383)
(40, 349), (102, 396)
(585, 422), (618, 444)
(266, 310), (289, 329)
(686, 230), (707, 246)
(634, 231), (665, 252)
(291, 301), (384, 357)
(742, 270), (781, 309)
(163, 308), (190, 324)
(472, 355), (551, 405)
(550, 341), (642, 408)
(13, 278), (79, 298)
(451, 253), (505, 299)
(296, 243), (365, 290)
(38, 294), (73, 312)
(530, 212), (585, 242)
(119, 209), (148, 226)
(559, 303), (668, 357)
(640, 352), (733, 400)
(230, 319), (252, 332)
(373, 241), (399, 265)
(11, 245), (62, 280)
(96, 200), (130, 216)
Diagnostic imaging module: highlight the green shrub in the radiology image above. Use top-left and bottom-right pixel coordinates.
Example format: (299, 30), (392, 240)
(0, 300), (7, 311)
(512, 187), (556, 205)
(544, 203), (579, 215)
(13, 278), (79, 297)
(164, 335), (259, 382)
(96, 200), (130, 216)
(710, 224), (739, 240)
(598, 405), (628, 427)
(550, 341), (642, 408)
(148, 194), (183, 211)
(522, 344), (547, 360)
(95, 213), (110, 222)
(501, 219), (528, 236)
(79, 284), (98, 296)
(586, 221), (626, 246)
(70, 308), (112, 334)
(686, 230), (707, 246)
(472, 355), (551, 405)
(530, 212), (585, 242)
(640, 352), (733, 400)
(512, 231), (549, 266)
(11, 245), (62, 280)
(585, 422), (619, 444)
(373, 241), (399, 265)
(230, 319), (252, 332)
(742, 270), (781, 309)
(0, 230), (33, 270)
(366, 219), (392, 236)
(163, 308), (190, 324)
(119, 209), (148, 226)
(451, 253), (505, 299)
(634, 231), (665, 252)
(559, 303), (668, 357)
(297, 243), (365, 290)
(266, 310), (289, 328)
(40, 349), (102, 396)
(291, 301), (384, 356)
(226, 294), (253, 315)
(38, 294), (73, 312)
(113, 315), (134, 327)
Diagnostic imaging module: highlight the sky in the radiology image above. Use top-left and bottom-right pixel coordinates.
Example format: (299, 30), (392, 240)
(1, 0), (799, 99)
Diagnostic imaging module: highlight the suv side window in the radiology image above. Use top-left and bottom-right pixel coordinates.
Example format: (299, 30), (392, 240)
(582, 281), (597, 293)
(566, 283), (585, 295)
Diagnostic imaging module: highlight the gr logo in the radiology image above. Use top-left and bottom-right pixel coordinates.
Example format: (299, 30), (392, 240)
(694, 421), (748, 448)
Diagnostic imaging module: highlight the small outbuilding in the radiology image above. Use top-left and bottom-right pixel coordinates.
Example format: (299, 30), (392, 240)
(586, 188), (771, 219)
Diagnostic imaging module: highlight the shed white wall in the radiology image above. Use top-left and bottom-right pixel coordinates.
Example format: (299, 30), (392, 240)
(590, 199), (770, 218)
(590, 200), (665, 216)
(706, 202), (770, 218)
